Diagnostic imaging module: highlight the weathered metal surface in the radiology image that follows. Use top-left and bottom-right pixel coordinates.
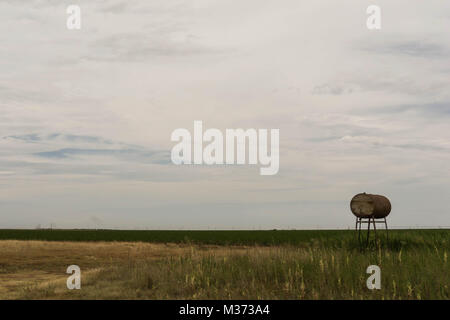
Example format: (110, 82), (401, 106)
(350, 193), (391, 218)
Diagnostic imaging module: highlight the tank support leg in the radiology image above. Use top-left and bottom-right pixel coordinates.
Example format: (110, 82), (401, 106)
(366, 217), (371, 246)
(384, 217), (389, 242)
(357, 218), (362, 244)
(355, 217), (389, 247)
(372, 217), (377, 243)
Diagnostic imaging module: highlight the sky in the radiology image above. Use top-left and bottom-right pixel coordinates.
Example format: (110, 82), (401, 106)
(0, 0), (449, 229)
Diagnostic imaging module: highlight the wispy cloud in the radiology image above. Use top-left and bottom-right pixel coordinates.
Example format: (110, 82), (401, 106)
(312, 84), (353, 96)
(374, 102), (450, 117)
(0, 132), (171, 180)
(34, 147), (170, 164)
(5, 133), (114, 145)
(366, 40), (448, 58)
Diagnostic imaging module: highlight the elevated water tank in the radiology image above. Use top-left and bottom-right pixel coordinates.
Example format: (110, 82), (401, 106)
(350, 193), (391, 218)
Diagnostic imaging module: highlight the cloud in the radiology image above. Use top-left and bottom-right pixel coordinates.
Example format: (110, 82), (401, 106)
(0, 132), (172, 180)
(367, 40), (448, 58)
(84, 32), (225, 63)
(0, 85), (54, 104)
(375, 102), (450, 117)
(312, 84), (353, 95)
(9, 132), (171, 165)
(98, 1), (129, 14)
(6, 134), (41, 142)
(340, 135), (450, 153)
(34, 147), (170, 164)
(5, 133), (114, 144)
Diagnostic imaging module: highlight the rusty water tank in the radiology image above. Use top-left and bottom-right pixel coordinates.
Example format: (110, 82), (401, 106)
(350, 193), (391, 218)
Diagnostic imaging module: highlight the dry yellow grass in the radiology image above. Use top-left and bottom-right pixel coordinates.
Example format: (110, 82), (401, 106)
(0, 240), (255, 299)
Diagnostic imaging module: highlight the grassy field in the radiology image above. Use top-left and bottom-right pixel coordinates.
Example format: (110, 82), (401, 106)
(1, 229), (359, 245)
(0, 228), (448, 247)
(0, 229), (448, 299)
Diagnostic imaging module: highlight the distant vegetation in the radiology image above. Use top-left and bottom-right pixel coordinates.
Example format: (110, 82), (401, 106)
(0, 229), (448, 248)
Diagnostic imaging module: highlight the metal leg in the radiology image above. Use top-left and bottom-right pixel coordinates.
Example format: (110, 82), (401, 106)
(356, 217), (389, 247)
(372, 217), (377, 243)
(366, 217), (371, 246)
(384, 217), (389, 242)
(357, 218), (362, 244)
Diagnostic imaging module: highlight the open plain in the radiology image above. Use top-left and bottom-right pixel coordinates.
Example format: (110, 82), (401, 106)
(0, 229), (448, 299)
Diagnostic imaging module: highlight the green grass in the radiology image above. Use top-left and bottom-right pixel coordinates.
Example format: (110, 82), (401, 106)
(0, 229), (448, 248)
(113, 244), (448, 299)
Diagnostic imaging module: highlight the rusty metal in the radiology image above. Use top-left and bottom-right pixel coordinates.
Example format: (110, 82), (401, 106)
(350, 193), (391, 218)
(351, 193), (391, 245)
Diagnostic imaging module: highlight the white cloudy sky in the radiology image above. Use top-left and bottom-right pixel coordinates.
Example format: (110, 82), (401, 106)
(0, 0), (449, 229)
